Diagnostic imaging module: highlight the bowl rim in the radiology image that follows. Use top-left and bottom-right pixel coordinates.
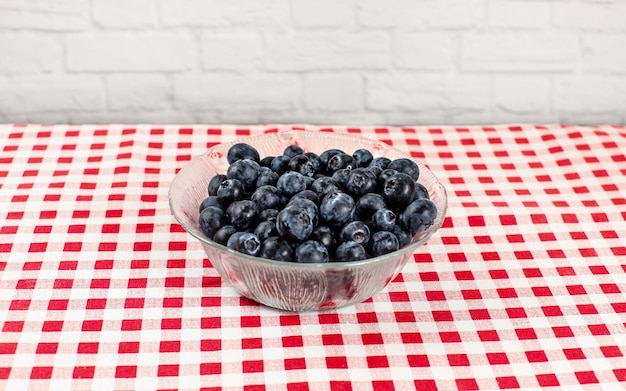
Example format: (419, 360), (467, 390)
(168, 129), (448, 270)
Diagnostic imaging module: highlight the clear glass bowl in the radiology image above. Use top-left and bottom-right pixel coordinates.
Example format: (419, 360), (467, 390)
(169, 130), (447, 311)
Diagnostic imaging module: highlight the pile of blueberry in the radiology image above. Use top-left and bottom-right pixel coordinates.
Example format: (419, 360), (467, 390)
(198, 142), (437, 263)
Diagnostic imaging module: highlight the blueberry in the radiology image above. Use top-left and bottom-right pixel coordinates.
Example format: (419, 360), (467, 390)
(290, 190), (320, 205)
(335, 241), (367, 262)
(400, 199), (437, 235)
(369, 231), (399, 257)
(388, 158), (419, 181)
(339, 221), (370, 247)
(311, 176), (340, 199)
(320, 191), (355, 228)
(369, 157), (391, 170)
(227, 232), (261, 256)
(259, 236), (294, 262)
(227, 158), (261, 192)
(310, 225), (337, 253)
(199, 206), (227, 239)
(392, 225), (413, 248)
(382, 172), (416, 209)
(226, 200), (258, 231)
(295, 240), (329, 264)
(372, 209), (396, 232)
(276, 171), (307, 198)
(227, 143), (260, 164)
(287, 197), (319, 227)
(254, 220), (278, 242)
(353, 148), (374, 168)
(216, 178), (244, 206)
(260, 155), (275, 168)
(319, 148), (344, 169)
(256, 167), (279, 187)
(346, 168), (377, 197)
(368, 165), (383, 178)
(414, 182), (430, 200)
(377, 168), (398, 190)
(276, 206), (314, 242)
(199, 195), (222, 213)
(331, 169), (351, 190)
(327, 153), (356, 173)
(283, 145), (304, 158)
(270, 155), (291, 174)
(251, 185), (283, 211)
(355, 193), (386, 220)
(288, 154), (319, 177)
(208, 174), (227, 196)
(259, 208), (280, 222)
(213, 225), (237, 246)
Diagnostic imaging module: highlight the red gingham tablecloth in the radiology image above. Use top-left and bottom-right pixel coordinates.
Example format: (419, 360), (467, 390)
(1, 124), (626, 391)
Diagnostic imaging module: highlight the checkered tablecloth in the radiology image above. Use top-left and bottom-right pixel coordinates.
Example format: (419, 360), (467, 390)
(1, 124), (625, 390)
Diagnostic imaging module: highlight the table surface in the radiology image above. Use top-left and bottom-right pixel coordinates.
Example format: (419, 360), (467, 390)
(1, 124), (625, 391)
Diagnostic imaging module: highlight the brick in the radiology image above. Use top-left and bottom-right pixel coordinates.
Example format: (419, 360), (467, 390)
(160, 0), (289, 28)
(494, 76), (551, 113)
(66, 32), (194, 72)
(582, 35), (626, 74)
(292, 0), (355, 27)
(0, 0), (89, 30)
(393, 33), (456, 70)
(554, 77), (626, 114)
(0, 76), (105, 113)
(461, 32), (579, 72)
(174, 75), (299, 111)
(487, 1), (550, 29)
(106, 75), (170, 111)
(93, 0), (158, 28)
(552, 3), (626, 31)
(0, 33), (62, 74)
(366, 75), (444, 111)
(200, 33), (264, 70)
(358, 0), (483, 29)
(444, 76), (490, 112)
(303, 74), (363, 111)
(266, 32), (390, 71)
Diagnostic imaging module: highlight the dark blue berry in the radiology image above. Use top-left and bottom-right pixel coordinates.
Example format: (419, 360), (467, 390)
(276, 171), (307, 197)
(353, 148), (374, 167)
(372, 209), (396, 232)
(320, 191), (355, 228)
(400, 199), (437, 235)
(287, 197), (319, 227)
(251, 185), (283, 211)
(310, 225), (337, 253)
(199, 206), (227, 239)
(288, 154), (319, 177)
(216, 178), (245, 206)
(213, 225), (237, 246)
(388, 158), (419, 181)
(227, 143), (260, 164)
(259, 208), (279, 222)
(208, 174), (227, 196)
(283, 144), (304, 158)
(226, 200), (258, 231)
(382, 172), (416, 209)
(327, 153), (356, 173)
(256, 167), (279, 187)
(290, 190), (320, 205)
(259, 236), (294, 262)
(346, 168), (377, 197)
(295, 240), (329, 264)
(369, 157), (391, 170)
(227, 232), (261, 256)
(311, 176), (340, 199)
(335, 241), (367, 262)
(260, 155), (275, 168)
(270, 155), (290, 174)
(199, 195), (222, 213)
(227, 158), (261, 192)
(377, 168), (398, 190)
(339, 221), (370, 247)
(331, 169), (351, 190)
(254, 220), (278, 242)
(369, 231), (399, 257)
(319, 148), (344, 169)
(414, 182), (430, 200)
(276, 206), (314, 242)
(392, 225), (413, 248)
(355, 193), (386, 220)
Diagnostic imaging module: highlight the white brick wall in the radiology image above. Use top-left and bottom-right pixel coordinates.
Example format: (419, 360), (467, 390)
(0, 0), (625, 125)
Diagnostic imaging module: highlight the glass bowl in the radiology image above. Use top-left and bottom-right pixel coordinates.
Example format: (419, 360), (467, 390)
(169, 130), (447, 311)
